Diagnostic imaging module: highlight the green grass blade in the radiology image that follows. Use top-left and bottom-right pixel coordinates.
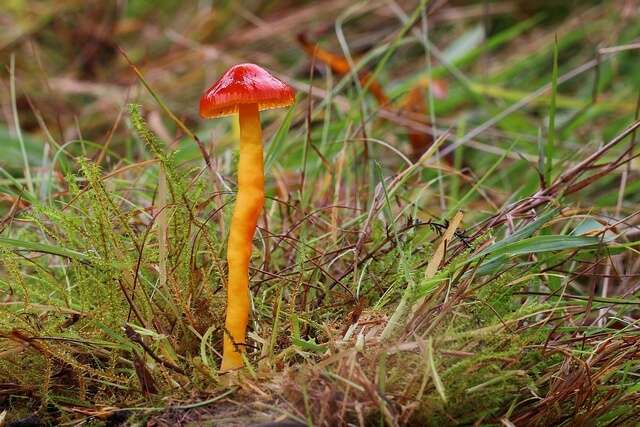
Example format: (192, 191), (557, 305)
(265, 104), (296, 170)
(0, 236), (88, 261)
(545, 35), (559, 184)
(9, 54), (35, 196)
(471, 234), (603, 263)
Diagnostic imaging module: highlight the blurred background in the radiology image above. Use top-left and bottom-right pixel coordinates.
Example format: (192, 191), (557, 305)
(2, 0), (638, 190)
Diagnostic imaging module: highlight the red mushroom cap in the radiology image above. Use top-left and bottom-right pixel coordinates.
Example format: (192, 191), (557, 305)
(199, 63), (295, 118)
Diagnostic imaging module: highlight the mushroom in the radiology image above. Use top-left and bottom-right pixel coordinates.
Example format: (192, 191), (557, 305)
(200, 63), (295, 371)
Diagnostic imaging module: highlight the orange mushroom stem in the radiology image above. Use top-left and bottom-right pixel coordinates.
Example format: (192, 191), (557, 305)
(200, 64), (294, 371)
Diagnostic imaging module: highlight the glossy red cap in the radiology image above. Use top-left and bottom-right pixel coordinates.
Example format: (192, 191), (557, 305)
(199, 63), (295, 118)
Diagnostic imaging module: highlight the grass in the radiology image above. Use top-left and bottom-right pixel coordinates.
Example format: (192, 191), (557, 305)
(1, 1), (640, 425)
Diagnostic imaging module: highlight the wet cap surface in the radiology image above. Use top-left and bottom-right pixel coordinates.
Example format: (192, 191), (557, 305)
(200, 63), (295, 118)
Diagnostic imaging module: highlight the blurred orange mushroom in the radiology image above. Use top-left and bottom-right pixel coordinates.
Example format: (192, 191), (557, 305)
(401, 79), (449, 162)
(200, 63), (295, 371)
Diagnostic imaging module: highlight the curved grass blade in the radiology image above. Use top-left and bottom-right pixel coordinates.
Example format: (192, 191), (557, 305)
(470, 234), (603, 264)
(0, 236), (88, 261)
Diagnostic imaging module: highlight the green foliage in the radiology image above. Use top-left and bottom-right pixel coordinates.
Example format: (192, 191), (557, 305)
(0, 110), (228, 414)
